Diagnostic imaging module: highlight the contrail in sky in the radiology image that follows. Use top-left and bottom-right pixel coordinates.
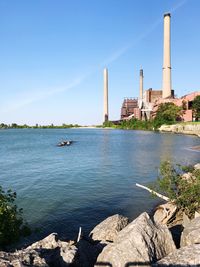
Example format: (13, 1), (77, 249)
(1, 0), (188, 114)
(102, 0), (188, 67)
(170, 0), (188, 13)
(0, 74), (87, 114)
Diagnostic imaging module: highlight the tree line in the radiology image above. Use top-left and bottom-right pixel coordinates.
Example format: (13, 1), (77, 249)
(0, 123), (81, 129)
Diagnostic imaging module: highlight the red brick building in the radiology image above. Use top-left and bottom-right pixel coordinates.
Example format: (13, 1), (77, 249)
(121, 98), (138, 119)
(152, 91), (200, 121)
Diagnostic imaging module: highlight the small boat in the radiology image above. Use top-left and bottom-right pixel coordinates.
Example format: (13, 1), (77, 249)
(57, 140), (73, 147)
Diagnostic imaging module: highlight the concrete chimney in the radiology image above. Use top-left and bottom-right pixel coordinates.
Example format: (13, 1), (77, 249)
(139, 69), (143, 100)
(103, 68), (109, 122)
(162, 13), (172, 98)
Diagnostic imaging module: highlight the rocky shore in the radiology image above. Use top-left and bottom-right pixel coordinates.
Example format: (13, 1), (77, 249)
(1, 164), (200, 267)
(2, 212), (200, 267)
(159, 123), (200, 137)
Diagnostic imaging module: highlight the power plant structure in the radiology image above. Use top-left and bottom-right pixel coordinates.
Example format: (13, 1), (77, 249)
(121, 97), (139, 120)
(139, 12), (174, 120)
(119, 12), (176, 121)
(103, 12), (199, 123)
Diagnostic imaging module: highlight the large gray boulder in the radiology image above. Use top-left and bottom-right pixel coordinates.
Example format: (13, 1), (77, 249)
(96, 212), (176, 267)
(90, 214), (129, 242)
(0, 249), (49, 267)
(154, 244), (200, 266)
(153, 203), (177, 225)
(26, 233), (59, 249)
(181, 216), (200, 247)
(1, 259), (27, 267)
(0, 233), (77, 267)
(194, 163), (200, 170)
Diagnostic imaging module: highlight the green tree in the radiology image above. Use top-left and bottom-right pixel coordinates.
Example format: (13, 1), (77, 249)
(0, 187), (30, 248)
(11, 123), (18, 128)
(192, 95), (200, 120)
(154, 102), (182, 127)
(0, 123), (8, 129)
(103, 121), (115, 128)
(152, 161), (200, 218)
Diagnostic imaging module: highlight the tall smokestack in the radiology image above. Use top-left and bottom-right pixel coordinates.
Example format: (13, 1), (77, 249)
(103, 68), (109, 122)
(162, 13), (172, 98)
(139, 69), (143, 100)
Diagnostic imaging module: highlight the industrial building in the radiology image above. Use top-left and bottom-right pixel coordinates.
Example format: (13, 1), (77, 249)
(121, 98), (138, 120)
(103, 13), (199, 123)
(119, 12), (174, 121)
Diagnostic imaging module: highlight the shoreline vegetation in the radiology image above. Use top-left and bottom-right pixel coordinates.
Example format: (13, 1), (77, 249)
(1, 121), (200, 138)
(0, 120), (200, 140)
(102, 120), (200, 137)
(1, 120), (200, 130)
(0, 123), (81, 129)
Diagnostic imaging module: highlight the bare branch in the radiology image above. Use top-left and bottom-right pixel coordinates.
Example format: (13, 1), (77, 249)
(136, 183), (170, 201)
(77, 227), (82, 243)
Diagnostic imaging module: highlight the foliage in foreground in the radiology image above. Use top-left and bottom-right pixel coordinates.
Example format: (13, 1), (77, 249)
(0, 187), (30, 248)
(152, 161), (200, 218)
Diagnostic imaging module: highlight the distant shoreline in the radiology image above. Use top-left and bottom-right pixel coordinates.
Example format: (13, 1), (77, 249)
(1, 123), (200, 138)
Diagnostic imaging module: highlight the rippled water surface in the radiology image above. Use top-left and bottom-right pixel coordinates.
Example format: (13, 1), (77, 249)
(0, 129), (199, 241)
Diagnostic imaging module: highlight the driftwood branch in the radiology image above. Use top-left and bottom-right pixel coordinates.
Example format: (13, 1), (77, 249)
(136, 183), (170, 202)
(77, 227), (82, 243)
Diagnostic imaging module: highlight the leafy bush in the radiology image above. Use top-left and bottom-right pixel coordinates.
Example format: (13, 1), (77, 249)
(152, 161), (200, 218)
(119, 118), (152, 130)
(154, 102), (183, 127)
(0, 187), (30, 248)
(102, 121), (116, 128)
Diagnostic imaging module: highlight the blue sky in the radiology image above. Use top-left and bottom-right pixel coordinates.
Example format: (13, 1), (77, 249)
(0, 0), (199, 125)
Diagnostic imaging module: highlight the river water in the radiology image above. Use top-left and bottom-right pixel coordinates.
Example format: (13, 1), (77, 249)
(0, 129), (199, 242)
